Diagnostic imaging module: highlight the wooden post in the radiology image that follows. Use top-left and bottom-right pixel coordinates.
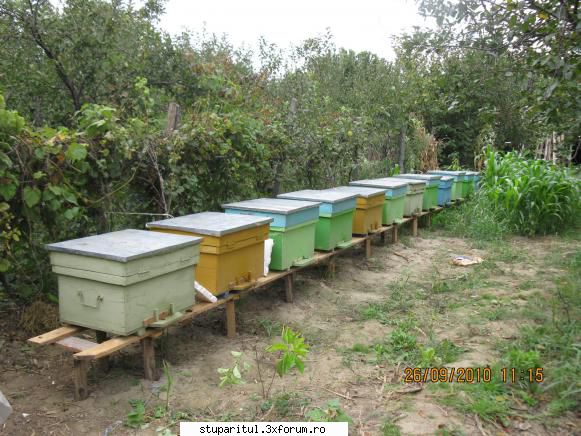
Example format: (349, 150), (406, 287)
(392, 224), (399, 244)
(412, 216), (418, 237)
(142, 337), (159, 381)
(95, 331), (109, 373)
(225, 300), (236, 338)
(164, 102), (181, 136)
(365, 238), (372, 258)
(327, 258), (336, 278)
(380, 231), (386, 245)
(284, 274), (294, 303)
(73, 359), (89, 401)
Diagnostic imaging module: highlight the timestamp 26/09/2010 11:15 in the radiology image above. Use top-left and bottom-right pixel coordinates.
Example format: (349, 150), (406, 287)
(403, 367), (545, 383)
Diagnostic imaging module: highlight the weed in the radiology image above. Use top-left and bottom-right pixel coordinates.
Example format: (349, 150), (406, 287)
(217, 351), (251, 387)
(380, 419), (401, 436)
(126, 400), (146, 429)
(306, 399), (353, 423)
(257, 318), (282, 337)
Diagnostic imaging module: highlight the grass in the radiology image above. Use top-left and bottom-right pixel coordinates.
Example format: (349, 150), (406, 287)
(432, 247), (581, 424)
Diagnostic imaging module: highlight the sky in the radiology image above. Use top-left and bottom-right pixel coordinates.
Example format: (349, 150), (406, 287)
(158, 0), (433, 60)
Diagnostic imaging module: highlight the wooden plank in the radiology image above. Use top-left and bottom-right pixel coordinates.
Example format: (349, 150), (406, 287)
(225, 300), (236, 338)
(74, 330), (163, 361)
(28, 325), (84, 346)
(73, 360), (89, 401)
(55, 336), (97, 353)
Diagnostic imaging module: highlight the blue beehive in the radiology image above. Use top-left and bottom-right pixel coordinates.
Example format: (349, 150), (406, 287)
(437, 176), (454, 206)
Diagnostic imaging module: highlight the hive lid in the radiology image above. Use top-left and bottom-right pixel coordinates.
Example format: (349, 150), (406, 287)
(349, 178), (409, 189)
(381, 177), (426, 186)
(440, 176), (455, 182)
(146, 212), (273, 237)
(398, 173), (442, 181)
(428, 170), (466, 175)
(46, 229), (202, 262)
(277, 189), (358, 203)
(222, 198), (321, 215)
(327, 186), (387, 198)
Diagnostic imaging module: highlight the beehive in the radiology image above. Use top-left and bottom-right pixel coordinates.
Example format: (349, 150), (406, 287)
(327, 186), (386, 235)
(147, 212), (272, 295)
(397, 174), (442, 210)
(349, 178), (408, 224)
(427, 171), (466, 200)
(46, 229), (202, 336)
(222, 198), (320, 270)
(277, 190), (357, 250)
(383, 178), (426, 216)
(466, 171), (481, 191)
(436, 176), (454, 206)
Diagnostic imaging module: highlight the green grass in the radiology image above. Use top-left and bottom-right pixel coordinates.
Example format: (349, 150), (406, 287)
(380, 419), (401, 436)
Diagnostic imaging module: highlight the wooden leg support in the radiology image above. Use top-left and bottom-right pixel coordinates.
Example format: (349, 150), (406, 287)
(284, 274), (294, 303)
(327, 258), (336, 278)
(73, 359), (89, 401)
(225, 300), (237, 338)
(142, 337), (159, 381)
(392, 225), (399, 244)
(412, 216), (418, 237)
(365, 238), (372, 258)
(380, 232), (386, 245)
(95, 330), (110, 373)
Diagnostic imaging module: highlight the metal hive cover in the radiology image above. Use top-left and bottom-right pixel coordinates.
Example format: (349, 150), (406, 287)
(349, 178), (409, 189)
(222, 198), (321, 215)
(146, 212), (273, 237)
(327, 186), (386, 198)
(383, 177), (426, 186)
(45, 229), (202, 262)
(428, 170), (466, 175)
(440, 176), (455, 182)
(277, 189), (358, 203)
(398, 173), (442, 181)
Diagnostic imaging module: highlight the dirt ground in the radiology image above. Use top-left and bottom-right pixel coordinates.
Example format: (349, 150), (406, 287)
(1, 226), (579, 436)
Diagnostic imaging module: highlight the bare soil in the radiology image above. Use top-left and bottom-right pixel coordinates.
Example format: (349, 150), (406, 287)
(0, 229), (579, 436)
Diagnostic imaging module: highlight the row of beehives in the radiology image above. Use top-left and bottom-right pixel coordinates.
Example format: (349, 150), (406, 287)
(46, 170), (480, 336)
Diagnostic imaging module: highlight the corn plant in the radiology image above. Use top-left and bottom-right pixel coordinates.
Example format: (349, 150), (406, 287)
(479, 147), (580, 235)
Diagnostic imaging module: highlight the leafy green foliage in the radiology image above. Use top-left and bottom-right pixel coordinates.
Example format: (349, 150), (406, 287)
(479, 147), (580, 235)
(266, 326), (310, 376)
(126, 400), (147, 428)
(306, 399), (353, 423)
(217, 351), (251, 388)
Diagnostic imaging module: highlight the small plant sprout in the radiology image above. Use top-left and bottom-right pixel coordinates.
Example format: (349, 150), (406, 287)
(217, 351), (251, 387)
(267, 326), (310, 376)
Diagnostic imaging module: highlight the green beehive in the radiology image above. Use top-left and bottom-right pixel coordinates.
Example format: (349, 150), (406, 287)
(46, 229), (202, 336)
(277, 189), (357, 251)
(397, 174), (442, 210)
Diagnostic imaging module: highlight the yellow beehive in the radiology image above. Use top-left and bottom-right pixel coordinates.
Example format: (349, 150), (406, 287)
(327, 186), (386, 235)
(147, 212), (272, 295)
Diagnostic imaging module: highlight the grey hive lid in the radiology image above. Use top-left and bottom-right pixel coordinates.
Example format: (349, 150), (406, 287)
(45, 229), (202, 262)
(440, 176), (455, 181)
(383, 177), (426, 186)
(146, 212), (272, 237)
(277, 189), (357, 203)
(398, 173), (442, 181)
(428, 170), (466, 175)
(350, 178), (409, 188)
(327, 186), (387, 198)
(222, 198), (321, 215)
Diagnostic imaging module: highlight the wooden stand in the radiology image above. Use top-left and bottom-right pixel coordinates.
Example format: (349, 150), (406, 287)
(29, 205), (457, 400)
